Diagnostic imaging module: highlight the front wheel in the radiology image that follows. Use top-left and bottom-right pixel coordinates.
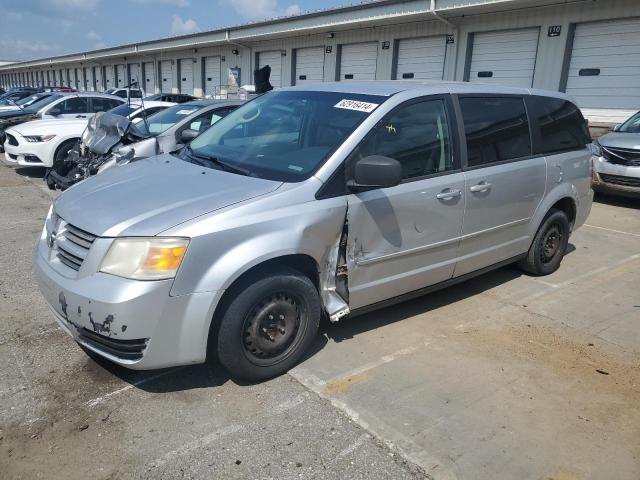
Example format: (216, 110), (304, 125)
(518, 208), (570, 276)
(216, 268), (321, 381)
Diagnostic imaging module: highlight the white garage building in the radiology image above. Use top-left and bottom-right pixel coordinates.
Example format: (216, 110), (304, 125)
(1, 0), (639, 126)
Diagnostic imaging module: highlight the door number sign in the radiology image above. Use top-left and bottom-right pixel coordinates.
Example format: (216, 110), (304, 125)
(548, 25), (562, 37)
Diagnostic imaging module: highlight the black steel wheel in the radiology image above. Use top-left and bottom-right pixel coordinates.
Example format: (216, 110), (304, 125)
(518, 208), (570, 276)
(216, 268), (320, 381)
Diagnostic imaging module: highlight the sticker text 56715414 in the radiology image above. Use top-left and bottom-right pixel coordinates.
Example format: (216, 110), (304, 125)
(334, 99), (379, 113)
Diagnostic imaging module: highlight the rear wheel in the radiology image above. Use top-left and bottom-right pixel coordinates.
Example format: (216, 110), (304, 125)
(518, 208), (570, 276)
(216, 268), (320, 381)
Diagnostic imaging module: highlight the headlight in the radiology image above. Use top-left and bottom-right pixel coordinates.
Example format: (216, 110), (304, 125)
(24, 134), (56, 143)
(589, 141), (603, 157)
(100, 237), (189, 280)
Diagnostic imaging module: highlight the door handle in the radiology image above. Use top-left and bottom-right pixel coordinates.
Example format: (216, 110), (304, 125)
(470, 182), (492, 193)
(436, 189), (462, 200)
(75, 115), (86, 118)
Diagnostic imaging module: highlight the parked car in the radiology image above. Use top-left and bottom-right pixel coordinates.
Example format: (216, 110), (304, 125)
(45, 100), (242, 189)
(0, 89), (40, 105)
(0, 92), (52, 112)
(42, 86), (77, 93)
(35, 82), (593, 381)
(591, 111), (640, 197)
(145, 93), (197, 103)
(104, 87), (144, 102)
(0, 92), (124, 152)
(3, 101), (175, 169)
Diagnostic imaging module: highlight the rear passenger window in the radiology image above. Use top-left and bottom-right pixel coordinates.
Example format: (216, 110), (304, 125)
(460, 97), (531, 167)
(526, 96), (590, 154)
(59, 97), (89, 114)
(352, 99), (454, 180)
(92, 98), (123, 112)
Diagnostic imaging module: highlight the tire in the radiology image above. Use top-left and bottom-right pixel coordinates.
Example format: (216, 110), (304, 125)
(518, 208), (570, 276)
(216, 268), (321, 381)
(51, 139), (78, 176)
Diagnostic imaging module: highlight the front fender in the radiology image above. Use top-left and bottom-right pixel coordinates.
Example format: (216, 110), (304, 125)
(169, 195), (347, 298)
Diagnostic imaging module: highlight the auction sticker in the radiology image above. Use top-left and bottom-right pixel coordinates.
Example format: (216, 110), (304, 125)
(334, 99), (379, 113)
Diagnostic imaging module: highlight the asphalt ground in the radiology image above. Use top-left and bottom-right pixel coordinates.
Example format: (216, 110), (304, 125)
(1, 159), (638, 480)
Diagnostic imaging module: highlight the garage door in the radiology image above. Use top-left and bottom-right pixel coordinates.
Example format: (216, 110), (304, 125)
(204, 56), (221, 96)
(129, 63), (141, 89)
(565, 18), (640, 123)
(257, 51), (283, 88)
(104, 65), (115, 89)
(469, 28), (539, 87)
(339, 42), (378, 81)
(161, 60), (174, 93)
(84, 67), (92, 91)
(143, 62), (155, 94)
(294, 46), (325, 85)
(116, 64), (127, 87)
(395, 36), (447, 80)
(179, 58), (194, 95)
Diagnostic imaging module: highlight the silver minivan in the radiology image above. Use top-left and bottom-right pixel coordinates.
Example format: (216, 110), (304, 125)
(35, 82), (593, 380)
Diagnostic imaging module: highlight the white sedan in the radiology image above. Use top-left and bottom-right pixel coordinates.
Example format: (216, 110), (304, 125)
(3, 101), (174, 168)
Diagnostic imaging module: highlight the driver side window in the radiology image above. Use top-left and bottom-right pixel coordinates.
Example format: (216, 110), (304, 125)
(350, 99), (454, 181)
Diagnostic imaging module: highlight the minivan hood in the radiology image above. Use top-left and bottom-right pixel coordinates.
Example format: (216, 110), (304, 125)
(598, 132), (640, 150)
(54, 154), (283, 237)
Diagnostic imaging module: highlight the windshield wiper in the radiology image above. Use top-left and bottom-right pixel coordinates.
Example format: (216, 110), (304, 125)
(184, 145), (252, 176)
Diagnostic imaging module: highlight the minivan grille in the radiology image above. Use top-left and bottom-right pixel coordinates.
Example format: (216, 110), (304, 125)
(602, 146), (640, 167)
(600, 173), (640, 188)
(56, 222), (97, 271)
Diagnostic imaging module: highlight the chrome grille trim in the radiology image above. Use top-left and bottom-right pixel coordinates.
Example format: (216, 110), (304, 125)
(57, 249), (83, 270)
(52, 219), (98, 272)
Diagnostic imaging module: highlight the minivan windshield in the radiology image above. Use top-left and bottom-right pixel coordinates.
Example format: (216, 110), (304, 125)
(619, 111), (640, 133)
(135, 104), (201, 136)
(24, 94), (62, 113)
(188, 91), (386, 181)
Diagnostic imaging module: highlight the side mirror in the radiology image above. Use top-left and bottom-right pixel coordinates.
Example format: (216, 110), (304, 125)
(180, 128), (199, 143)
(610, 124), (622, 132)
(348, 155), (403, 191)
(48, 107), (62, 117)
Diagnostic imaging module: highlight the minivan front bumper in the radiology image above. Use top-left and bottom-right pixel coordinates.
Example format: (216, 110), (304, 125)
(35, 239), (219, 370)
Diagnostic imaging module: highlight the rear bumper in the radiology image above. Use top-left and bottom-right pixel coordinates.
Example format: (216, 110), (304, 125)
(35, 236), (220, 370)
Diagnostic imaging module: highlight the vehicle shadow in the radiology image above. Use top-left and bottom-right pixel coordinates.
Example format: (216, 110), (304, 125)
(320, 264), (523, 344)
(82, 263), (533, 391)
(14, 166), (47, 178)
(84, 328), (329, 392)
(594, 192), (640, 209)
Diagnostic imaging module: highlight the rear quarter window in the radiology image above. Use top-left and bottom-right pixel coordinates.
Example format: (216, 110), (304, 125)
(525, 96), (591, 154)
(459, 96), (532, 167)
